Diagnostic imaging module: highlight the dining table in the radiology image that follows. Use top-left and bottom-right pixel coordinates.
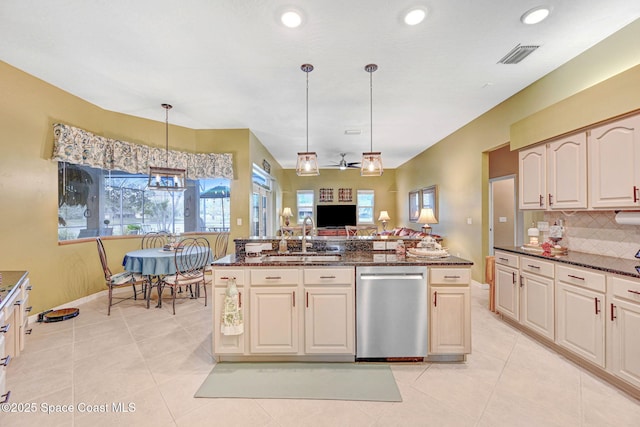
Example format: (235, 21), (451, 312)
(122, 246), (212, 308)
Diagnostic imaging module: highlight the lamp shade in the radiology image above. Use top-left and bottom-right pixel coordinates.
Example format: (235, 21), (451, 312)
(282, 207), (293, 218)
(378, 211), (391, 222)
(417, 208), (437, 225)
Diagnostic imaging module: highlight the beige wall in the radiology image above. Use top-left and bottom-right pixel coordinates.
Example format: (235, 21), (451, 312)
(280, 168), (398, 229)
(396, 18), (640, 281)
(0, 61), (256, 313)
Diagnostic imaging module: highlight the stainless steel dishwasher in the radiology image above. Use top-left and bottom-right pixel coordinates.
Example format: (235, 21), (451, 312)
(356, 265), (428, 361)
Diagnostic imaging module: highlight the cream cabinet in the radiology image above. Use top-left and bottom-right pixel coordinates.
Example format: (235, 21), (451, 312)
(303, 268), (354, 354)
(519, 145), (547, 209)
(608, 275), (640, 389)
(428, 268), (471, 355)
(495, 251), (520, 321)
(589, 115), (640, 209)
(546, 133), (588, 209)
(555, 265), (606, 368)
(212, 268), (246, 355)
(0, 310), (8, 404)
(520, 257), (555, 340)
(249, 268), (300, 354)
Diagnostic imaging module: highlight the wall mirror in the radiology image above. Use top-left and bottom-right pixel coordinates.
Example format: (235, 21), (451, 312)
(421, 185), (438, 220)
(409, 190), (420, 222)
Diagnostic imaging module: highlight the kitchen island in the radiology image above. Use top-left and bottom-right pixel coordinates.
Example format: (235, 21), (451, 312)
(210, 244), (473, 364)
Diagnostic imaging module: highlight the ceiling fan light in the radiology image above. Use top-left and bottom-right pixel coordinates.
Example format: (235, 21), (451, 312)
(520, 6), (550, 25)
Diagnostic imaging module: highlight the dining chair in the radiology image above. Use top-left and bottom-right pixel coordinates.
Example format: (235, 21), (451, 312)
(160, 237), (211, 314)
(214, 232), (230, 260)
(96, 237), (146, 315)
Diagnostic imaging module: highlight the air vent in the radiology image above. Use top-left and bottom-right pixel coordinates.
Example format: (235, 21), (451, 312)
(498, 44), (540, 64)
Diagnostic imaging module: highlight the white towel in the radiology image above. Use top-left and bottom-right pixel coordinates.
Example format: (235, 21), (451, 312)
(221, 278), (244, 336)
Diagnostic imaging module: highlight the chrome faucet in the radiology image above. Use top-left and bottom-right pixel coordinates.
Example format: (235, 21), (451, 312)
(301, 215), (315, 253)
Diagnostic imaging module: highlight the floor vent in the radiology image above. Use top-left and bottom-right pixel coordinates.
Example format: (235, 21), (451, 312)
(498, 44), (540, 64)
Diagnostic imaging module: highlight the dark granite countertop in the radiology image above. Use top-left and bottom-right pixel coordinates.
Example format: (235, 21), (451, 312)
(494, 246), (640, 279)
(213, 251), (473, 267)
(0, 270), (28, 308)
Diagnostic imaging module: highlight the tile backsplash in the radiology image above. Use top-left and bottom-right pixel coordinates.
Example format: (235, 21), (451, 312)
(543, 211), (640, 260)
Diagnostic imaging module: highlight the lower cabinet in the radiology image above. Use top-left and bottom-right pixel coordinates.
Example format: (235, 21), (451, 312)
(608, 275), (640, 388)
(250, 286), (299, 353)
(0, 310), (7, 404)
(304, 287), (354, 354)
(212, 269), (246, 355)
(428, 268), (471, 355)
(520, 270), (554, 340)
(495, 253), (520, 321)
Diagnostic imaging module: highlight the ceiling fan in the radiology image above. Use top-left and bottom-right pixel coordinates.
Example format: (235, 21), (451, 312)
(325, 153), (361, 170)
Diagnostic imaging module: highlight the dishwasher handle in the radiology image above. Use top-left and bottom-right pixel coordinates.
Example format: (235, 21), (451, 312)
(359, 273), (424, 280)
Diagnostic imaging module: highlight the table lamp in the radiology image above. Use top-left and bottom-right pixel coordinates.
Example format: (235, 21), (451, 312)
(378, 210), (391, 231)
(282, 207), (293, 226)
(417, 208), (438, 234)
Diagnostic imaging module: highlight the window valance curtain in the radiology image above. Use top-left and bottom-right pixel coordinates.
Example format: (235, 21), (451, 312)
(52, 123), (234, 179)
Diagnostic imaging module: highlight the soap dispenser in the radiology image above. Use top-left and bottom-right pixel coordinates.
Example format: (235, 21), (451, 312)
(279, 236), (288, 253)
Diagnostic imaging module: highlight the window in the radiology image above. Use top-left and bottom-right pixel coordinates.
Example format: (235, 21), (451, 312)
(251, 165), (273, 237)
(296, 190), (314, 223)
(357, 190), (375, 224)
(57, 162), (230, 240)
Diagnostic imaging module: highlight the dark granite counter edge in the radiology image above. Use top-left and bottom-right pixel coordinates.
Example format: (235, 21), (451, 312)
(494, 246), (640, 279)
(0, 270), (28, 310)
(213, 253), (473, 267)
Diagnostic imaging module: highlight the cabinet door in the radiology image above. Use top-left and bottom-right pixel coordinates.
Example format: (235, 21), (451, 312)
(556, 282), (605, 367)
(249, 287), (298, 353)
(521, 272), (555, 340)
(213, 288), (245, 354)
(495, 264), (519, 321)
(589, 115), (640, 208)
(547, 134), (587, 209)
(429, 286), (471, 354)
(304, 287), (354, 354)
(519, 145), (546, 209)
(610, 298), (640, 388)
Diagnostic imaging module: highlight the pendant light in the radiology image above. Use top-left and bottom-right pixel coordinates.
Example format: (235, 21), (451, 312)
(148, 103), (187, 191)
(296, 64), (320, 176)
(361, 64), (383, 176)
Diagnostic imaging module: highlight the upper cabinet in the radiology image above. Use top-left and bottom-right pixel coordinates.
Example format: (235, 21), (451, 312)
(519, 113), (640, 210)
(519, 133), (587, 210)
(588, 115), (640, 209)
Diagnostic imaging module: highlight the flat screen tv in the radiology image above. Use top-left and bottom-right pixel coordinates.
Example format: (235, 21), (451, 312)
(316, 204), (357, 228)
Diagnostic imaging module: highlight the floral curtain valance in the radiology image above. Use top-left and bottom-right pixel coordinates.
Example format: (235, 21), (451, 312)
(52, 123), (234, 180)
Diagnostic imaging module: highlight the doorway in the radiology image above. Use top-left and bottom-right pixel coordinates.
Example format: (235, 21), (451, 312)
(489, 175), (521, 254)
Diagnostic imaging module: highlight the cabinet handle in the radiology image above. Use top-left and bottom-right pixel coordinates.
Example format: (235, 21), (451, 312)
(238, 291), (242, 308)
(512, 271), (516, 285)
(527, 264), (540, 269)
(433, 291), (438, 307)
(634, 185), (639, 203)
(306, 292), (309, 308)
(0, 390), (10, 404)
(595, 297), (600, 315)
(26, 285), (32, 291)
(1, 355), (10, 367)
(548, 193), (553, 206)
(499, 257), (509, 262)
(628, 289), (640, 296)
(0, 324), (9, 333)
(568, 274), (585, 281)
(611, 303), (617, 321)
(25, 306), (33, 313)
(520, 275), (524, 288)
(14, 300), (23, 306)
(26, 328), (32, 335)
(539, 194), (544, 207)
(292, 291), (296, 307)
(265, 276), (282, 280)
(444, 275), (461, 279)
(319, 276), (336, 279)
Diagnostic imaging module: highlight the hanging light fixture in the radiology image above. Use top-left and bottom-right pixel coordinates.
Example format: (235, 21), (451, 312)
(296, 63), (320, 176)
(361, 64), (383, 176)
(148, 103), (187, 191)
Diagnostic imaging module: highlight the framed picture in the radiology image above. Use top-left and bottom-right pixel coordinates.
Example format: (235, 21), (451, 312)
(319, 188), (333, 203)
(338, 188), (352, 202)
(421, 185), (438, 220)
(409, 190), (420, 222)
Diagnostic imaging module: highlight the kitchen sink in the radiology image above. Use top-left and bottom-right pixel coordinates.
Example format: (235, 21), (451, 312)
(261, 253), (343, 263)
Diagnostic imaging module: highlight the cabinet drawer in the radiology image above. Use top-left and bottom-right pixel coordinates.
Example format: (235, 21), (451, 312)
(610, 275), (640, 302)
(212, 269), (245, 286)
(251, 268), (299, 285)
(495, 251), (519, 268)
(304, 268), (353, 285)
(521, 257), (554, 278)
(430, 268), (470, 285)
(556, 265), (605, 293)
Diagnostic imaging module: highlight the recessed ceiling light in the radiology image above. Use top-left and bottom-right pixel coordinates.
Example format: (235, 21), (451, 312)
(404, 7), (427, 26)
(521, 6), (551, 25)
(281, 10), (303, 28)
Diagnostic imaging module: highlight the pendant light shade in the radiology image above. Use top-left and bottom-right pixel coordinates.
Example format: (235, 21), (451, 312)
(362, 64), (383, 176)
(296, 64), (320, 176)
(148, 103), (187, 191)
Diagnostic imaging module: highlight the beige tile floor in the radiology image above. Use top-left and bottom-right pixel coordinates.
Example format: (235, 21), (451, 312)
(2, 283), (640, 426)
